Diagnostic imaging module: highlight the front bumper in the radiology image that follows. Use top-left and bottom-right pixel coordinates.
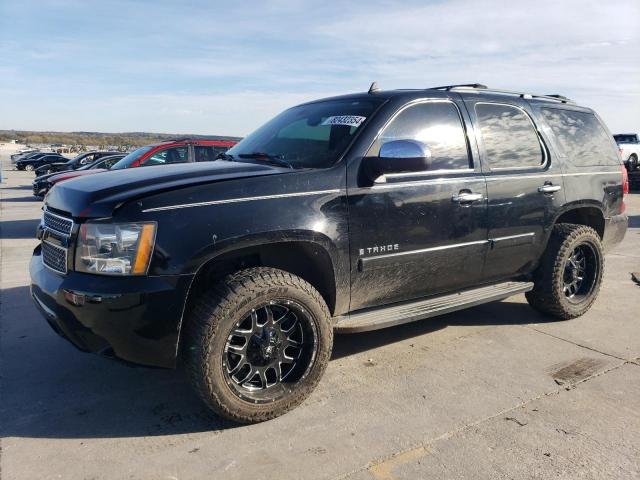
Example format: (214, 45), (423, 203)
(30, 246), (194, 368)
(603, 213), (628, 253)
(33, 181), (47, 197)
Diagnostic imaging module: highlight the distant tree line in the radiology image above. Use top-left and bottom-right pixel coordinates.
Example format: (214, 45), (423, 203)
(0, 130), (241, 150)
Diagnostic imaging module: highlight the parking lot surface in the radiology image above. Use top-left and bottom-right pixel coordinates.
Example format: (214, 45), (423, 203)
(1, 152), (639, 480)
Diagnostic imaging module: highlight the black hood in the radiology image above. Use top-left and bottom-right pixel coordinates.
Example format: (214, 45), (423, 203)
(45, 161), (73, 168)
(35, 162), (71, 173)
(45, 161), (288, 218)
(34, 171), (62, 182)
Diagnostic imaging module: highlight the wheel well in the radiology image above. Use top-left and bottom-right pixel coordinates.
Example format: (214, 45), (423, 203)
(555, 207), (605, 238)
(185, 241), (337, 316)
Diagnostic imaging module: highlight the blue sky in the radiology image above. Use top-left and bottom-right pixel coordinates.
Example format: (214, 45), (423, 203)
(1, 0), (638, 136)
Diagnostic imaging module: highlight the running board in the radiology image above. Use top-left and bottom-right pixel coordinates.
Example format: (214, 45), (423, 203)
(335, 281), (533, 333)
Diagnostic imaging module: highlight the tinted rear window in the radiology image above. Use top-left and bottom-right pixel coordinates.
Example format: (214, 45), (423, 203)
(541, 108), (619, 167)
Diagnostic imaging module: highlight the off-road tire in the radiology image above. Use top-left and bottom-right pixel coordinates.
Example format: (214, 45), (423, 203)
(526, 223), (603, 319)
(183, 267), (333, 424)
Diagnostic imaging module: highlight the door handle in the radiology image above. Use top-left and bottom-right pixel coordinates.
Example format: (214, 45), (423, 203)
(538, 184), (562, 194)
(452, 192), (483, 203)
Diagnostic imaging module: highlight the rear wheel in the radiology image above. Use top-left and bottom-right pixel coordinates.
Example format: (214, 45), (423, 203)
(628, 154), (638, 172)
(526, 224), (603, 319)
(183, 267), (332, 423)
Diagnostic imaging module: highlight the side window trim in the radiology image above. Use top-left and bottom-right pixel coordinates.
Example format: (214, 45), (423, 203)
(369, 99), (476, 181)
(474, 101), (549, 172)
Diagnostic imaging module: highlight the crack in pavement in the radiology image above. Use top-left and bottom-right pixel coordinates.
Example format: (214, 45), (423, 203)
(522, 324), (633, 362)
(335, 359), (629, 480)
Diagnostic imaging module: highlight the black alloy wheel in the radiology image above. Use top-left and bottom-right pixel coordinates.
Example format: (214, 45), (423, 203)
(526, 224), (604, 319)
(223, 300), (317, 403)
(562, 243), (598, 302)
(184, 267), (333, 423)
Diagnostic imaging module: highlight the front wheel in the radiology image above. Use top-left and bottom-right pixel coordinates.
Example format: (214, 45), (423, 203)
(24, 164), (34, 171)
(628, 154), (638, 172)
(183, 267), (333, 423)
(526, 224), (603, 319)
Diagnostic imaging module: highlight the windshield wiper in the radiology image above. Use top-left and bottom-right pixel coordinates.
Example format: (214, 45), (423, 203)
(237, 152), (294, 169)
(216, 152), (236, 161)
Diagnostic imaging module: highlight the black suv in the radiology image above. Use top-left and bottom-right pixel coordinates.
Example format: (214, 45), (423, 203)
(30, 84), (628, 423)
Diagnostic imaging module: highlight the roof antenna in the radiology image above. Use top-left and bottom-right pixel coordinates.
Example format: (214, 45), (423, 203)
(368, 81), (381, 94)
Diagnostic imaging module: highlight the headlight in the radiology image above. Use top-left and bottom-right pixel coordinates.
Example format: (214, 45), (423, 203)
(75, 222), (157, 276)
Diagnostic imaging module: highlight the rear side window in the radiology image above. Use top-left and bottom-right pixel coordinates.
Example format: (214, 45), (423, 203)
(142, 146), (188, 166)
(541, 108), (619, 167)
(475, 103), (544, 169)
(194, 146), (216, 162)
(369, 101), (471, 170)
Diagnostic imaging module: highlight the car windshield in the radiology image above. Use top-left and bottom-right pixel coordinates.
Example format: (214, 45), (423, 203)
(226, 98), (384, 169)
(111, 146), (153, 170)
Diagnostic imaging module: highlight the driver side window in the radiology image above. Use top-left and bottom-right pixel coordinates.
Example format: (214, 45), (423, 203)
(369, 101), (471, 171)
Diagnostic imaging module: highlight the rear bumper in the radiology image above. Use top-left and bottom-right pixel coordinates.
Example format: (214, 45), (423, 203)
(30, 246), (194, 368)
(603, 213), (628, 253)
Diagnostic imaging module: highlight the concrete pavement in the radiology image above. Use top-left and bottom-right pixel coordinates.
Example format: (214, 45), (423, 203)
(1, 150), (639, 479)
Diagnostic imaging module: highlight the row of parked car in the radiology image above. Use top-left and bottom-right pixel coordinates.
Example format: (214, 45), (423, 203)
(9, 139), (237, 198)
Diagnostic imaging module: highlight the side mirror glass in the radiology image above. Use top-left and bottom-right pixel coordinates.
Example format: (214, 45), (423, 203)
(367, 139), (432, 180)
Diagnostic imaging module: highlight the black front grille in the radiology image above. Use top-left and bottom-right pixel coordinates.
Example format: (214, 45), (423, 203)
(42, 241), (67, 274)
(44, 211), (73, 235)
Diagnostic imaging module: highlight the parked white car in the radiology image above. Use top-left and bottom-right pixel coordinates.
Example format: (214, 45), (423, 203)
(614, 134), (640, 172)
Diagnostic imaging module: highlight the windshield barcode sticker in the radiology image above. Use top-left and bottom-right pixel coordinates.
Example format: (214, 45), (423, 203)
(321, 115), (366, 127)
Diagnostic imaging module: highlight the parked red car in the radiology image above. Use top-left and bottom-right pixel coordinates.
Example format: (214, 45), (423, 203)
(44, 138), (237, 196)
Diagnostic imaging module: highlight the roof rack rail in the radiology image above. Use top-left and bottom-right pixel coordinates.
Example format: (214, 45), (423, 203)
(432, 83), (488, 91)
(544, 94), (573, 103)
(430, 84), (574, 104)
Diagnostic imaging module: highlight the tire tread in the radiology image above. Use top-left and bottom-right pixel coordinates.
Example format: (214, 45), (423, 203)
(183, 267), (332, 423)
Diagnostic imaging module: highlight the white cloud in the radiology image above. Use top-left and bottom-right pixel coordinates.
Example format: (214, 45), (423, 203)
(0, 0), (638, 135)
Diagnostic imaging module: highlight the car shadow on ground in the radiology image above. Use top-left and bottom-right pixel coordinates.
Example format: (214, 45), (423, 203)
(0, 219), (40, 239)
(1, 184), (35, 191)
(1, 196), (41, 202)
(0, 284), (559, 440)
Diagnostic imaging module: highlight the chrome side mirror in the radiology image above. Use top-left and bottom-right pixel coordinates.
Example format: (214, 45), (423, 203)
(367, 139), (432, 180)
